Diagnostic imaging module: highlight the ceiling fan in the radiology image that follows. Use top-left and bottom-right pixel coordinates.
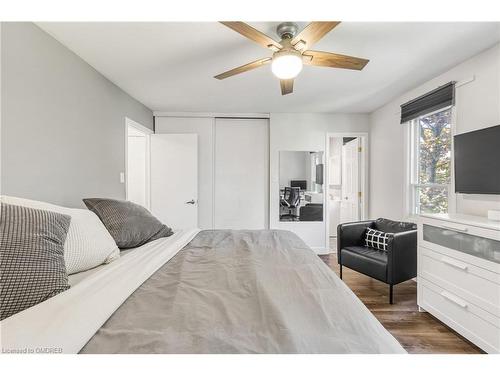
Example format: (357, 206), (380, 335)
(214, 21), (369, 95)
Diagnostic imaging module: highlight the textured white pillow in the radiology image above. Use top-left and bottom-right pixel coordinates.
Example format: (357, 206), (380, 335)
(0, 196), (119, 274)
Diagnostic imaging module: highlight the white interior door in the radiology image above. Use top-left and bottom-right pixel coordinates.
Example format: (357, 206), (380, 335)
(340, 138), (360, 223)
(150, 134), (198, 229)
(214, 118), (269, 229)
(154, 117), (214, 230)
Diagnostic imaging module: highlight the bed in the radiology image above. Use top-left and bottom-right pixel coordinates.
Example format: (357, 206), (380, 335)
(1, 229), (405, 354)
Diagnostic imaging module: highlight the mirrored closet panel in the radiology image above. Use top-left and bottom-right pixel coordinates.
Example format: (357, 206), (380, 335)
(279, 151), (324, 222)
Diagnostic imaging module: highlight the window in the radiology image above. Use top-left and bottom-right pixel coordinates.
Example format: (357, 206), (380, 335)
(409, 107), (452, 215)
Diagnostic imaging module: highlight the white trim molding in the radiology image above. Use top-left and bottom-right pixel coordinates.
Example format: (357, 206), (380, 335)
(325, 132), (369, 247)
(153, 112), (270, 119)
(125, 117), (153, 210)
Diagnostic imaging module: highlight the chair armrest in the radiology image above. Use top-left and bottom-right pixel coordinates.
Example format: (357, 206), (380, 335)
(337, 220), (374, 262)
(386, 229), (417, 284)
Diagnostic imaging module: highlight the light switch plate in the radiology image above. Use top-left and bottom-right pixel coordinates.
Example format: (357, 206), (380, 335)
(119, 172), (125, 184)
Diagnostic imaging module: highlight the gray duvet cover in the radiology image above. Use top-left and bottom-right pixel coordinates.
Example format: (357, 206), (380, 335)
(81, 230), (405, 353)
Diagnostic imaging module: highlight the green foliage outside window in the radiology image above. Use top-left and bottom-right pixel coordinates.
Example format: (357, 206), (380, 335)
(416, 109), (451, 214)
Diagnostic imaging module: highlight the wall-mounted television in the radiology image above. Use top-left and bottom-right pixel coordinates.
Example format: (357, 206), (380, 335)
(315, 164), (324, 185)
(454, 124), (500, 194)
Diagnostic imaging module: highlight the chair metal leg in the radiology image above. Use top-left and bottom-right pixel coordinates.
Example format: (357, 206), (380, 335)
(389, 284), (393, 304)
(339, 264), (343, 279)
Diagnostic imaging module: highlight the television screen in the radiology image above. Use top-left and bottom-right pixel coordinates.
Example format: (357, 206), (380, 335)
(315, 164), (324, 185)
(454, 124), (500, 194)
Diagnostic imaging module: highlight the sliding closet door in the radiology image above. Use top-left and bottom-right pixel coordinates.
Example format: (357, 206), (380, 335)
(214, 118), (269, 229)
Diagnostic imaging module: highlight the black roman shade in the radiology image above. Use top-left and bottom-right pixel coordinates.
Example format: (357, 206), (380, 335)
(400, 82), (455, 124)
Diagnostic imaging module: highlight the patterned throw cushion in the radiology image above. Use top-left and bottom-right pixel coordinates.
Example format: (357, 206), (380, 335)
(83, 198), (173, 249)
(365, 228), (390, 251)
(0, 203), (71, 320)
(0, 195), (119, 275)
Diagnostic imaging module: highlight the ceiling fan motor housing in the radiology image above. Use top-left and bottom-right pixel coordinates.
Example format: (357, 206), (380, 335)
(276, 22), (299, 40)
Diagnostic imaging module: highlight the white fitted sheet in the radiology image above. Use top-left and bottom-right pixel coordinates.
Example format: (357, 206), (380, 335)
(0, 229), (200, 354)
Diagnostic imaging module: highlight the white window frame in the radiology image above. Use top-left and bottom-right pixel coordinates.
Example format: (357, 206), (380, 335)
(406, 106), (454, 216)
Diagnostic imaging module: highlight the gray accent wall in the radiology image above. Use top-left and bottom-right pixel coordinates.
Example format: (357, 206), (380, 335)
(1, 23), (153, 207)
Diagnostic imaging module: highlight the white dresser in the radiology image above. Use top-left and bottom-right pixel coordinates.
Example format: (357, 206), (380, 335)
(417, 213), (500, 353)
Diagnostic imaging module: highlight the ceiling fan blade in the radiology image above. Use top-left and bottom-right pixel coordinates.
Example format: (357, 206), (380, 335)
(280, 79), (294, 95)
(291, 22), (340, 50)
(220, 22), (282, 51)
(303, 50), (369, 70)
(214, 57), (272, 80)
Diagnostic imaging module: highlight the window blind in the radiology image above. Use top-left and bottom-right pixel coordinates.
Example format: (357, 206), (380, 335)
(400, 82), (455, 124)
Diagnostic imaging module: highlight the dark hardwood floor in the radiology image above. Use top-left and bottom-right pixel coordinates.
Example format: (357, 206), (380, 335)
(319, 251), (483, 354)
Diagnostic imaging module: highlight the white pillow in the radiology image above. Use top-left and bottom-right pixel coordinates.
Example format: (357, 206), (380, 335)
(0, 195), (119, 274)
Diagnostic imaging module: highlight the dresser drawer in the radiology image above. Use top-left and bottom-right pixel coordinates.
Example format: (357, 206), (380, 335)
(419, 246), (500, 317)
(419, 279), (500, 353)
(418, 219), (500, 272)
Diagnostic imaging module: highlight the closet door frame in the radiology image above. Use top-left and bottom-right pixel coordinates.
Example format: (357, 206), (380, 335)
(154, 113), (270, 230)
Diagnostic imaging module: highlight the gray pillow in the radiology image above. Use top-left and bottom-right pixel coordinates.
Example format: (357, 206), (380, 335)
(0, 203), (71, 321)
(83, 198), (173, 249)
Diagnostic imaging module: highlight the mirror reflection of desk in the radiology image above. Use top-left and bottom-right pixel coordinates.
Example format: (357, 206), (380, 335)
(279, 150), (325, 222)
(279, 189), (322, 202)
(279, 188), (305, 201)
(279, 188), (323, 221)
(304, 191), (323, 204)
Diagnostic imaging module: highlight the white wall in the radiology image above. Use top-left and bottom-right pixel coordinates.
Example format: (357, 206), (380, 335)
(270, 113), (370, 251)
(0, 23), (2, 195)
(370, 43), (500, 219)
(1, 23), (153, 207)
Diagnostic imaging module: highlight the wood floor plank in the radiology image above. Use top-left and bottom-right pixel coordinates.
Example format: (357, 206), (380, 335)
(318, 252), (483, 354)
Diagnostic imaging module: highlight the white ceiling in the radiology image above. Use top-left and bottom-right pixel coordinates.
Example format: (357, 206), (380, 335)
(37, 22), (500, 113)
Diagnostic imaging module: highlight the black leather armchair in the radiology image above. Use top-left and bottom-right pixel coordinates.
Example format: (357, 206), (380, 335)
(337, 218), (417, 304)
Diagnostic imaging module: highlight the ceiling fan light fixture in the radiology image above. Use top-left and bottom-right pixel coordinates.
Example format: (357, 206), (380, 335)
(215, 22), (368, 95)
(271, 51), (303, 80)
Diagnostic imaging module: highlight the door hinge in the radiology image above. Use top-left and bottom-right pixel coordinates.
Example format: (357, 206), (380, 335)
(358, 147), (362, 152)
(358, 192), (362, 197)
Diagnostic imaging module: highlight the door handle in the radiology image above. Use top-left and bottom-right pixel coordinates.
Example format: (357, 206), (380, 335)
(185, 199), (196, 205)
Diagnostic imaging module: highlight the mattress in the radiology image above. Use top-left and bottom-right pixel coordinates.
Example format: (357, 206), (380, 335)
(81, 230), (405, 354)
(1, 229), (405, 354)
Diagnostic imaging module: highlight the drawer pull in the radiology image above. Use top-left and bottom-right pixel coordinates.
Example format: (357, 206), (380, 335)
(439, 225), (468, 233)
(440, 291), (468, 309)
(441, 256), (468, 271)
